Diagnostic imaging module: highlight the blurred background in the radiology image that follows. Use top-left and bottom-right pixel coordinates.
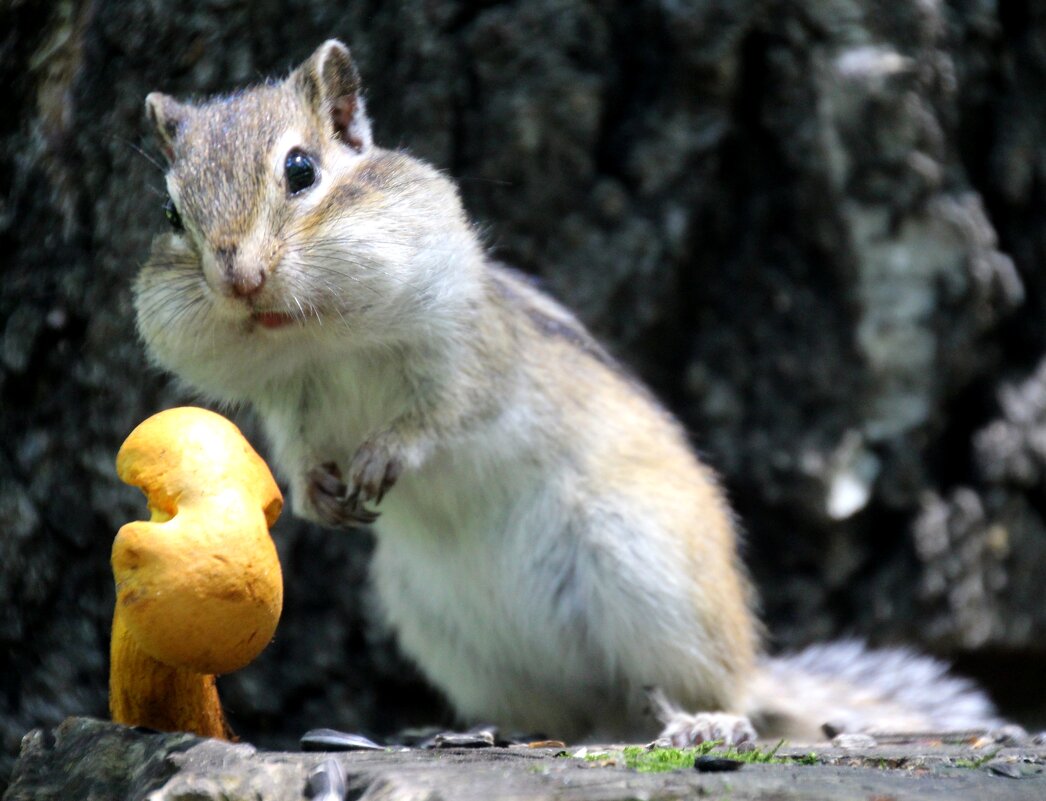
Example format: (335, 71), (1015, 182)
(3, 0), (1046, 787)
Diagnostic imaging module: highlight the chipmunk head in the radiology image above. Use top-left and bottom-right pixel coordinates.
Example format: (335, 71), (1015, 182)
(136, 40), (480, 400)
(145, 40), (375, 308)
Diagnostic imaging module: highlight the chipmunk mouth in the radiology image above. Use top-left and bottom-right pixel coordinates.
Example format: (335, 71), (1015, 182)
(252, 311), (298, 329)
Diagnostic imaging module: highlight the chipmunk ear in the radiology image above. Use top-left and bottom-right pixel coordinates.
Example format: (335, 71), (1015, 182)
(145, 92), (189, 162)
(293, 40), (373, 152)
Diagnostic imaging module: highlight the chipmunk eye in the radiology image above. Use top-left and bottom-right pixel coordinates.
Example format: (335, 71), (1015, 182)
(285, 149), (317, 195)
(163, 196), (184, 231)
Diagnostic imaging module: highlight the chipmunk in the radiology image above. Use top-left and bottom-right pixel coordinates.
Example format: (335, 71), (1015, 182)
(134, 40), (1000, 744)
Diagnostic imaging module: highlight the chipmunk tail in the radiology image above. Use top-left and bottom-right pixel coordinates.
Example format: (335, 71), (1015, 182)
(747, 640), (1002, 740)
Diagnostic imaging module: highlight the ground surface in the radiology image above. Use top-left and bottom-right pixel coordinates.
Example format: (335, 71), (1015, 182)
(5, 718), (1046, 801)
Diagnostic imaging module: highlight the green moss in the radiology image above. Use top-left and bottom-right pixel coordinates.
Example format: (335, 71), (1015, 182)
(954, 750), (1000, 769)
(581, 741), (819, 773)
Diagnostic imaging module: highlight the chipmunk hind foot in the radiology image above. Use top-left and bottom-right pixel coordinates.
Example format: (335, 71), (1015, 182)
(648, 688), (757, 746)
(746, 639), (1002, 741)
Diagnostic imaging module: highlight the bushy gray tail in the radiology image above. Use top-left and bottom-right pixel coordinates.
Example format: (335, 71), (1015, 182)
(747, 640), (1001, 740)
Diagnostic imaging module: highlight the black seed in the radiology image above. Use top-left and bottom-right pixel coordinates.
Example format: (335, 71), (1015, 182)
(694, 756), (744, 773)
(426, 730), (496, 749)
(305, 757), (345, 800)
(300, 728), (384, 752)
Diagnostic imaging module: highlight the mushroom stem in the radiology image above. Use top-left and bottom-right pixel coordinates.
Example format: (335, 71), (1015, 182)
(109, 609), (231, 739)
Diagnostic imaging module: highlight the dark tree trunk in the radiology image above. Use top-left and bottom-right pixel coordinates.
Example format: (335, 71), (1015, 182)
(3, 0), (1046, 786)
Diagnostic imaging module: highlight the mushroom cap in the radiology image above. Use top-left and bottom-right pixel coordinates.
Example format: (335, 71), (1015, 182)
(113, 407), (283, 675)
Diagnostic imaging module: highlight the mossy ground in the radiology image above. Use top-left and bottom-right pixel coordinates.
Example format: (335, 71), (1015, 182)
(580, 741), (819, 773)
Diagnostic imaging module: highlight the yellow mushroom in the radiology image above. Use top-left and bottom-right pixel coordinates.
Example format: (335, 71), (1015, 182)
(109, 406), (283, 739)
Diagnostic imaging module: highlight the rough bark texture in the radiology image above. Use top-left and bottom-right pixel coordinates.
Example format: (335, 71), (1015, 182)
(3, 0), (1046, 790)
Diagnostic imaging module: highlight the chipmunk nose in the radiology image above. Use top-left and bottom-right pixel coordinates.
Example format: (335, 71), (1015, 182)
(215, 245), (266, 299)
(229, 268), (266, 299)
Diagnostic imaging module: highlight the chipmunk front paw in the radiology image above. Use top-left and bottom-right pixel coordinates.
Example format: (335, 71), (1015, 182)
(303, 438), (404, 529)
(305, 461), (381, 529)
(347, 437), (404, 505)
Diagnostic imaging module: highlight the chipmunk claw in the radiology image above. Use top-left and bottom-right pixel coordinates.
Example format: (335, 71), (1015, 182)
(306, 461), (381, 528)
(348, 438), (403, 505)
(659, 711), (756, 747)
